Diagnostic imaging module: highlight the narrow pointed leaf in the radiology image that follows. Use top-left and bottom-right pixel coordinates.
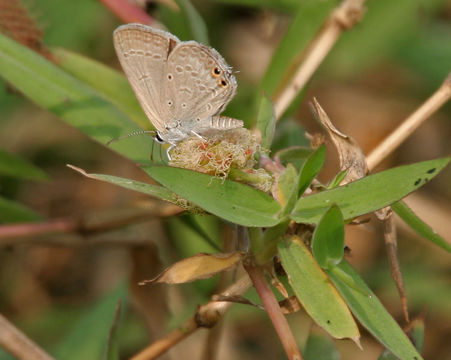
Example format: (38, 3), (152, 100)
(328, 169), (348, 189)
(144, 166), (282, 227)
(0, 33), (151, 165)
(312, 204), (345, 269)
(54, 48), (149, 130)
(278, 236), (360, 341)
(54, 286), (127, 360)
(292, 158), (450, 224)
(256, 95), (276, 149)
(102, 302), (122, 360)
(140, 252), (245, 284)
(68, 165), (177, 204)
(160, 0), (209, 44)
(297, 145), (326, 197)
(0, 149), (48, 181)
(392, 200), (450, 253)
(176, 0), (209, 45)
(0, 196), (42, 223)
(327, 261), (424, 360)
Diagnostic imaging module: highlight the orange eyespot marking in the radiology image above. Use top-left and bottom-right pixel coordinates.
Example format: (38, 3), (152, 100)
(212, 67), (221, 77)
(219, 79), (227, 87)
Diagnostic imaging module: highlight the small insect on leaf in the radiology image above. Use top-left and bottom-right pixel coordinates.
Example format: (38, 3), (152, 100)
(140, 252), (245, 285)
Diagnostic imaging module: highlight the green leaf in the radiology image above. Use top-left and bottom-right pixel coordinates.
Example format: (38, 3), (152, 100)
(392, 200), (450, 253)
(327, 261), (423, 360)
(178, 215), (221, 251)
(0, 33), (152, 165)
(275, 146), (313, 167)
(160, 0), (209, 44)
(0, 196), (42, 223)
(176, 0), (209, 45)
(327, 169), (348, 189)
(254, 219), (290, 265)
(68, 165), (177, 204)
(276, 164), (298, 209)
(54, 48), (149, 130)
(0, 149), (48, 181)
(292, 157), (450, 224)
(145, 166), (282, 227)
(303, 333), (340, 360)
(256, 95), (276, 150)
(278, 236), (360, 341)
(312, 205), (345, 269)
(53, 285), (127, 360)
(297, 145), (326, 197)
(271, 119), (309, 153)
(102, 302), (122, 360)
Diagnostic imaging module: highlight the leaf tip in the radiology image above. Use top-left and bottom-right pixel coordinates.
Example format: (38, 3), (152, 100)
(352, 336), (363, 350)
(67, 164), (87, 176)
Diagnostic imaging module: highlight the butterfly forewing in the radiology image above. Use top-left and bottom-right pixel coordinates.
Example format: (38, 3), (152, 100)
(113, 24), (180, 133)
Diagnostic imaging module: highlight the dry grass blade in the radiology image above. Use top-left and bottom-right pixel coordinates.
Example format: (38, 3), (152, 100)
(0, 313), (55, 360)
(366, 73), (451, 171)
(274, 0), (367, 119)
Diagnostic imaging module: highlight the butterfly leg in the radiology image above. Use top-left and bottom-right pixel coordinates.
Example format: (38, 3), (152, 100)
(166, 142), (178, 161)
(190, 130), (206, 140)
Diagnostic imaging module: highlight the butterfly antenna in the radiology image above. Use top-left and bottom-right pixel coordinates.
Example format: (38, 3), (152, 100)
(106, 130), (156, 146)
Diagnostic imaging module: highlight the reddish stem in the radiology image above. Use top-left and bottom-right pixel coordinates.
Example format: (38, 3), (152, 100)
(244, 262), (303, 360)
(98, 0), (152, 24)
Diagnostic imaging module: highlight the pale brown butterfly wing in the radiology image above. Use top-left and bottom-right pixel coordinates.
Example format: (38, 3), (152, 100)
(113, 24), (179, 133)
(163, 42), (237, 130)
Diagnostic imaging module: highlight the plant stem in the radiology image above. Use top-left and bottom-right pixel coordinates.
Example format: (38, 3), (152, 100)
(0, 205), (181, 246)
(274, 0), (367, 120)
(244, 262), (303, 360)
(0, 313), (54, 360)
(98, 0), (153, 24)
(366, 73), (451, 171)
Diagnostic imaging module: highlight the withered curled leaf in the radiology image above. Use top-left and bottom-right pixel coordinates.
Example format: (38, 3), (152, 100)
(311, 98), (368, 185)
(140, 251), (245, 285)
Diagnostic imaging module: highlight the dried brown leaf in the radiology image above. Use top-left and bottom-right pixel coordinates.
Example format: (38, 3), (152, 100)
(311, 98), (368, 184)
(279, 296), (303, 315)
(140, 252), (245, 285)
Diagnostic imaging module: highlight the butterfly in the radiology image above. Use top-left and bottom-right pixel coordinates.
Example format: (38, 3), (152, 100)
(113, 23), (243, 155)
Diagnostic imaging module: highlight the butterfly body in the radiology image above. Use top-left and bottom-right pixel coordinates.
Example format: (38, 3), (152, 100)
(113, 23), (243, 147)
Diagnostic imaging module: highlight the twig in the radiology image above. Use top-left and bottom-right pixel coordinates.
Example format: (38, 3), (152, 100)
(273, 0), (367, 120)
(98, 0), (152, 24)
(130, 275), (252, 360)
(366, 73), (451, 171)
(0, 313), (54, 360)
(0, 204), (182, 246)
(382, 212), (410, 323)
(244, 262), (303, 360)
